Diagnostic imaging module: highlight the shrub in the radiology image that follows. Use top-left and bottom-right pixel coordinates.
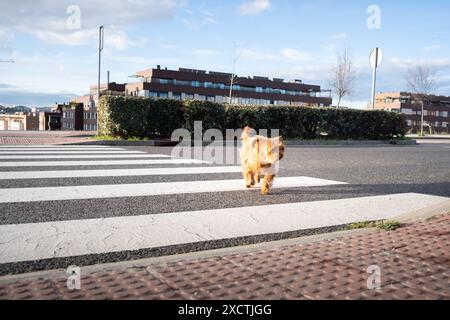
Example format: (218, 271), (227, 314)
(147, 99), (184, 138)
(183, 100), (226, 136)
(98, 96), (407, 140)
(98, 95), (149, 139)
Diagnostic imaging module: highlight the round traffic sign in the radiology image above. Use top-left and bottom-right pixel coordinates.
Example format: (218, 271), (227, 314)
(369, 48), (383, 68)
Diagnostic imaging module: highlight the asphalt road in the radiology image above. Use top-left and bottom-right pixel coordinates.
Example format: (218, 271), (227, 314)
(0, 141), (449, 275)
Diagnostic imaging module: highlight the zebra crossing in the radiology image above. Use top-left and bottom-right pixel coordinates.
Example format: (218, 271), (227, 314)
(0, 145), (447, 270)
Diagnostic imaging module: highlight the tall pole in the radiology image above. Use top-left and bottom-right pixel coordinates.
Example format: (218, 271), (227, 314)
(421, 100), (424, 136)
(370, 48), (379, 110)
(97, 25), (104, 133)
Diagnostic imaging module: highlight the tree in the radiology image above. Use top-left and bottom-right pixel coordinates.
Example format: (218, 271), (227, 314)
(228, 42), (245, 104)
(405, 65), (437, 136)
(330, 49), (357, 108)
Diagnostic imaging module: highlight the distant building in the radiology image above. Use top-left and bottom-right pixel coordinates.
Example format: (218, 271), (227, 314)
(61, 103), (83, 131)
(39, 110), (62, 131)
(0, 109), (62, 131)
(0, 112), (40, 130)
(374, 92), (450, 134)
(70, 82), (126, 131)
(125, 66), (332, 107)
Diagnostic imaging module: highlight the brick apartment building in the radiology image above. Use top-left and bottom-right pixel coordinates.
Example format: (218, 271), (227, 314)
(374, 92), (450, 134)
(68, 82), (126, 131)
(61, 103), (83, 130)
(0, 110), (62, 131)
(125, 66), (332, 107)
(58, 66), (330, 132)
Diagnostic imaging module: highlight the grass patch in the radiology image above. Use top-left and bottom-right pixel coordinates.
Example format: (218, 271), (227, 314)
(349, 220), (402, 231)
(349, 221), (377, 229)
(376, 220), (402, 231)
(94, 135), (150, 141)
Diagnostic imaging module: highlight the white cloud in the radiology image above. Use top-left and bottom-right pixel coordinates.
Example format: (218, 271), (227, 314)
(0, 28), (14, 53)
(281, 48), (312, 62)
(391, 57), (450, 69)
(238, 0), (271, 16)
(423, 45), (441, 52)
(0, 0), (183, 50)
(331, 32), (348, 40)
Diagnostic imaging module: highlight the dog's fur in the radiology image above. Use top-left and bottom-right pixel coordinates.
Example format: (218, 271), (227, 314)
(240, 126), (285, 195)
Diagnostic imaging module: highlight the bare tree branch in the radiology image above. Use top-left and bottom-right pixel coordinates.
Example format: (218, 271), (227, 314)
(405, 65), (437, 97)
(404, 65), (438, 136)
(330, 48), (357, 108)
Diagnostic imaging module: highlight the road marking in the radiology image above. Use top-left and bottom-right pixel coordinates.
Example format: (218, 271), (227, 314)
(0, 145), (113, 148)
(0, 193), (446, 264)
(0, 151), (146, 154)
(0, 147), (123, 151)
(0, 166), (242, 180)
(0, 158), (207, 167)
(0, 176), (346, 203)
(0, 154), (172, 159)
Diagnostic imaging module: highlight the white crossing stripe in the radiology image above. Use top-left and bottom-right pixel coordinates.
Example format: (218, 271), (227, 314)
(0, 154), (172, 159)
(0, 158), (207, 167)
(0, 148), (128, 152)
(0, 166), (242, 180)
(0, 193), (446, 264)
(0, 145), (113, 148)
(0, 176), (346, 203)
(0, 150), (146, 154)
(0, 147), (122, 151)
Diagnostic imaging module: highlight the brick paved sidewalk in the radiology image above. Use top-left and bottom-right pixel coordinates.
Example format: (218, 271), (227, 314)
(0, 131), (95, 145)
(0, 214), (448, 300)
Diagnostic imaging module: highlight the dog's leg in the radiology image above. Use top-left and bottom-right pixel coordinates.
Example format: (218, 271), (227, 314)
(245, 168), (254, 188)
(261, 175), (275, 195)
(249, 171), (257, 187)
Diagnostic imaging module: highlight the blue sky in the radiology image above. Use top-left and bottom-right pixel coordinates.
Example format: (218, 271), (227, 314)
(0, 0), (449, 107)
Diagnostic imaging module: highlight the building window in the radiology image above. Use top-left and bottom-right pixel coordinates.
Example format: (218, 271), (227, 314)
(173, 93), (182, 100)
(206, 96), (215, 102)
(192, 81), (200, 87)
(185, 93), (194, 100)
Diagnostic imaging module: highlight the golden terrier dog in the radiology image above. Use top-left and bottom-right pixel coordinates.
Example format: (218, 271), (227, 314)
(240, 126), (285, 195)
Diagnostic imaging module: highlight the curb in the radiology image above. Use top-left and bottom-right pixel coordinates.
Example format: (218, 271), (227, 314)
(394, 198), (450, 224)
(285, 140), (417, 146)
(70, 140), (156, 146)
(68, 139), (418, 147)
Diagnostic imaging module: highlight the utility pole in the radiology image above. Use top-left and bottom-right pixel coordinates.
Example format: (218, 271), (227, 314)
(97, 25), (104, 133)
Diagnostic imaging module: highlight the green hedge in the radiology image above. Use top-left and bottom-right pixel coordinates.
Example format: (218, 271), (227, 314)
(98, 96), (407, 140)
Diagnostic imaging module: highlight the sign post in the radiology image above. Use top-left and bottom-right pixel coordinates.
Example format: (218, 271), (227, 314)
(369, 48), (383, 110)
(97, 25), (104, 133)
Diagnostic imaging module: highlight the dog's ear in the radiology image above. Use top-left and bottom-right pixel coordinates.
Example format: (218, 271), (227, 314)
(277, 136), (284, 145)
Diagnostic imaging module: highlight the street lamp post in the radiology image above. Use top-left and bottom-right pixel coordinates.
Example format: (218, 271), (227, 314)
(421, 100), (424, 136)
(97, 25), (104, 134)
